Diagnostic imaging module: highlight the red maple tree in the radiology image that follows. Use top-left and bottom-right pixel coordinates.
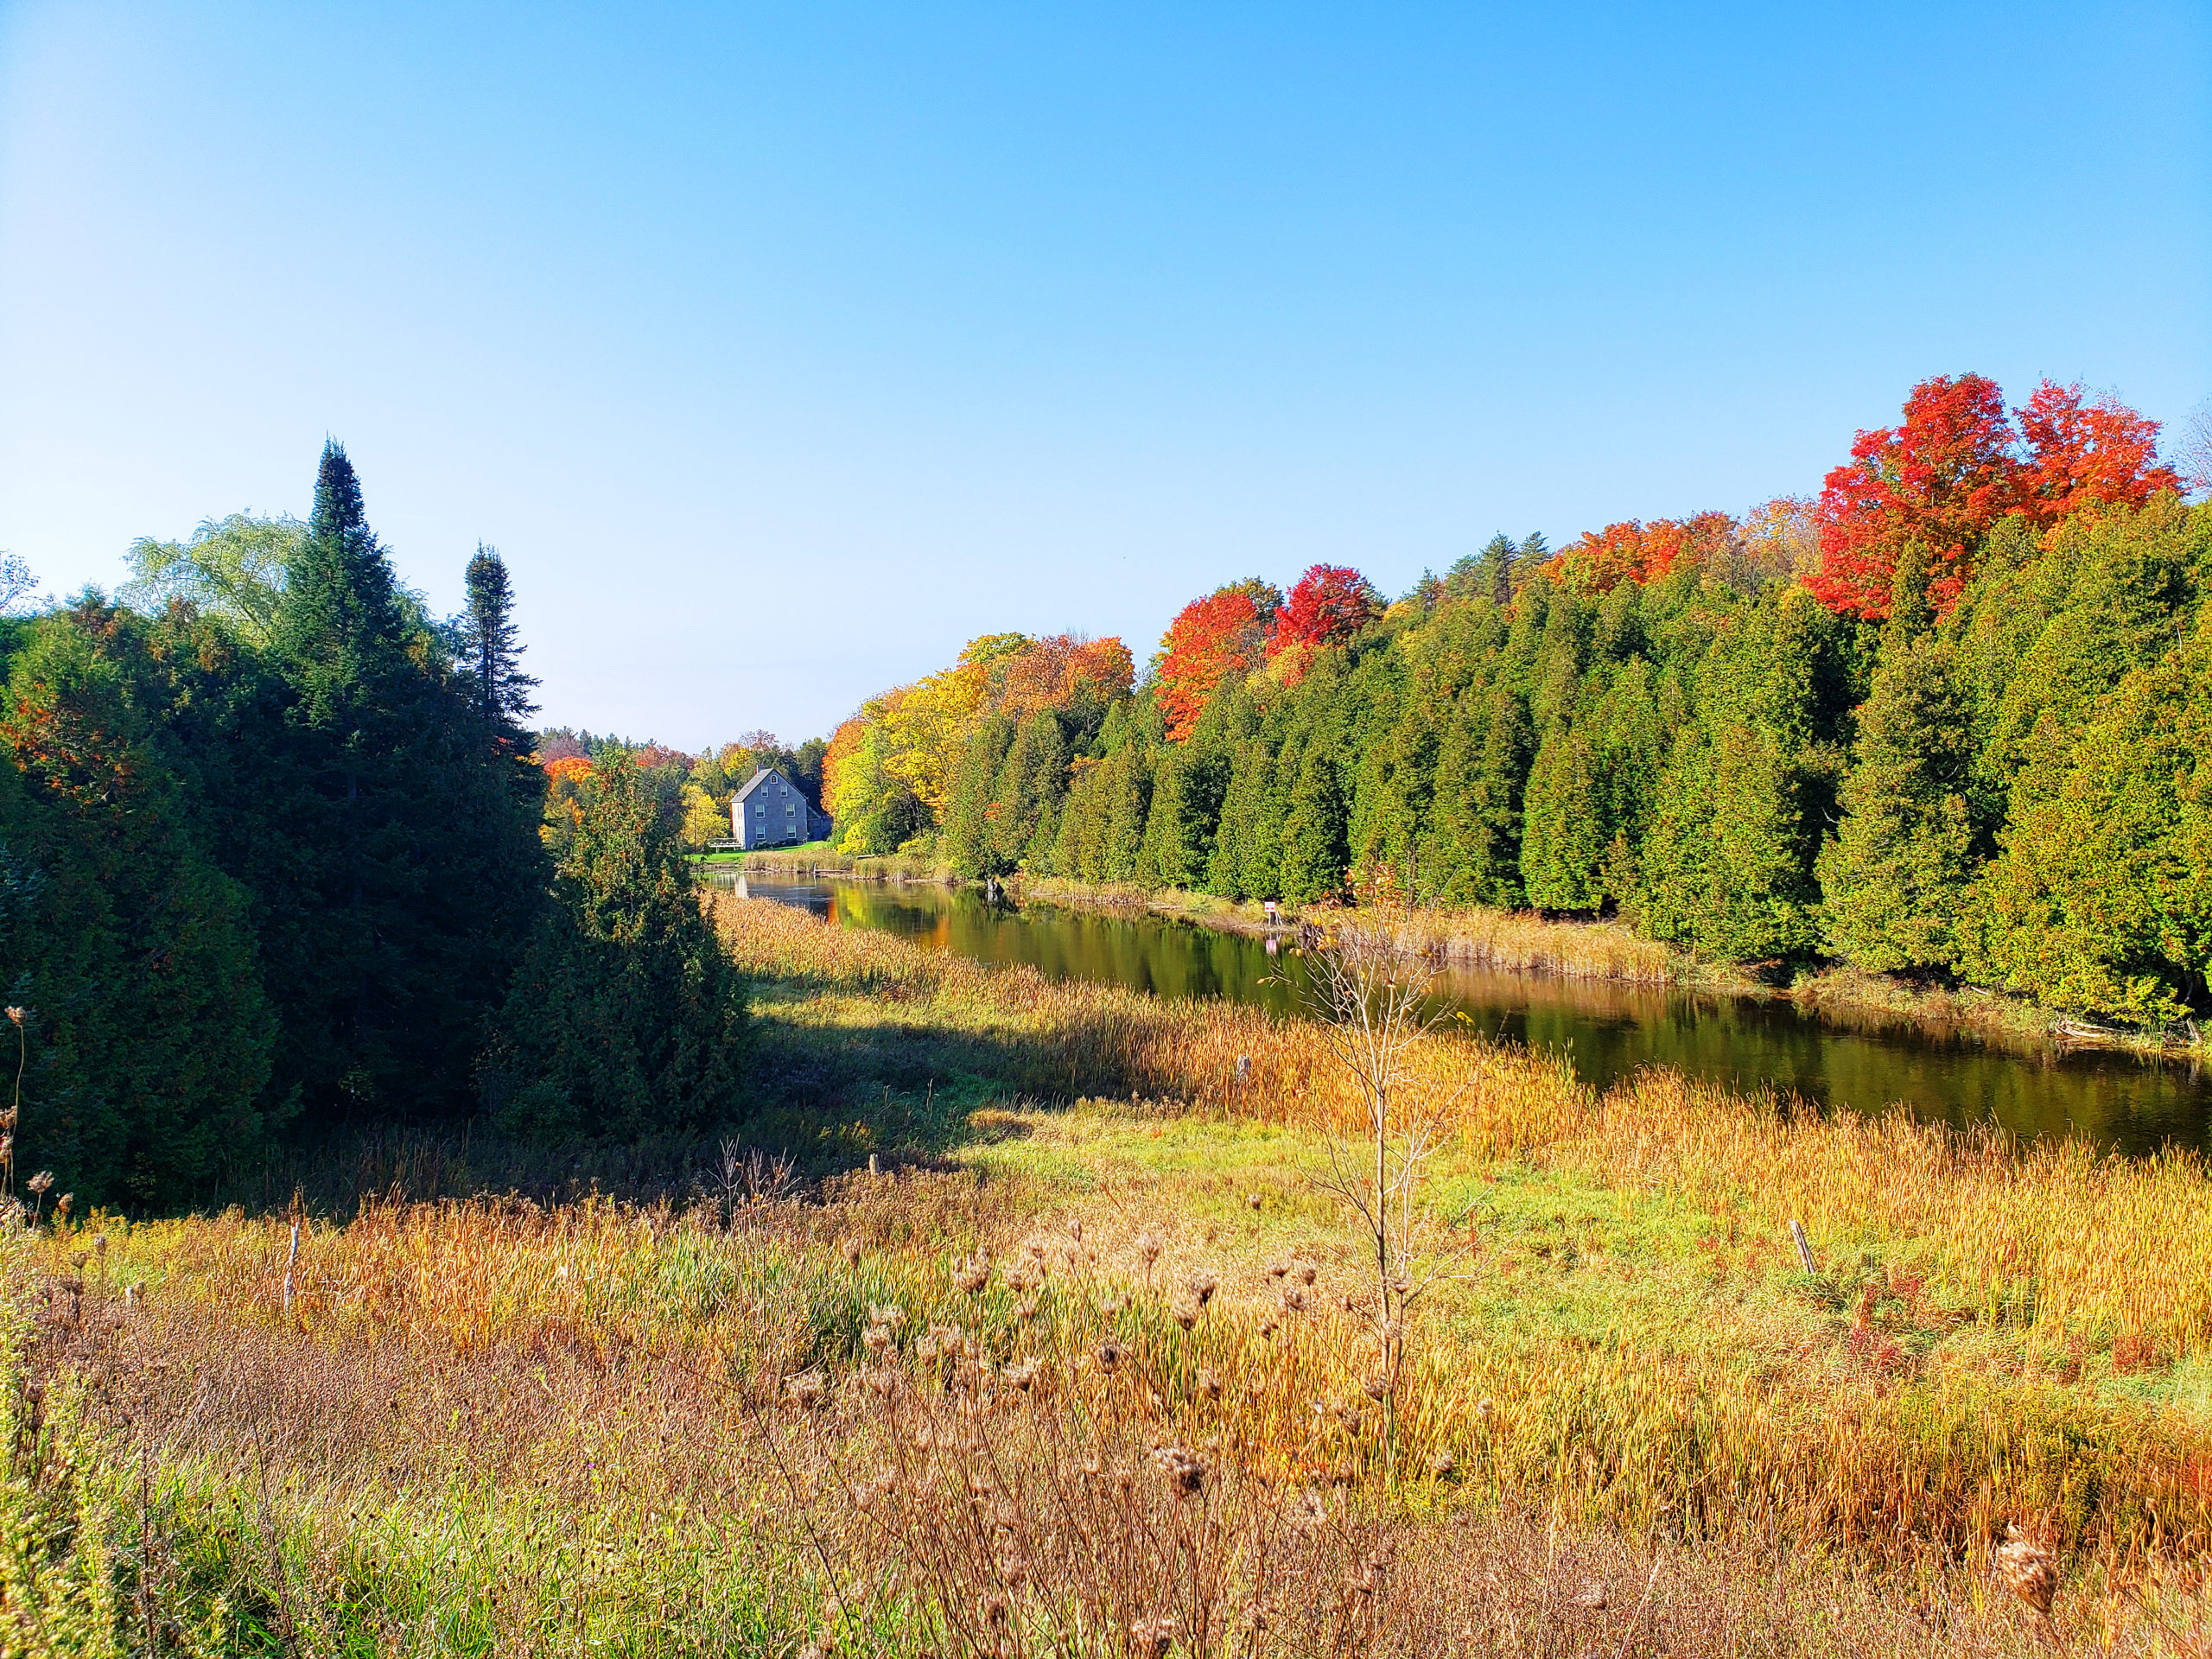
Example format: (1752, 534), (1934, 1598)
(1808, 375), (2181, 621)
(2015, 379), (2182, 524)
(1153, 583), (1279, 741)
(1269, 565), (1379, 654)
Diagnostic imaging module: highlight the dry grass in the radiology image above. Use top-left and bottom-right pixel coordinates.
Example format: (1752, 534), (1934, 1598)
(1015, 877), (1688, 985)
(720, 893), (2212, 1361)
(21, 1191), (2212, 1656)
(5, 893), (2209, 1652)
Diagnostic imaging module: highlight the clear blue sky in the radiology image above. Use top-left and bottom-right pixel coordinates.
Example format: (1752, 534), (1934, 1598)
(3, 3), (2206, 748)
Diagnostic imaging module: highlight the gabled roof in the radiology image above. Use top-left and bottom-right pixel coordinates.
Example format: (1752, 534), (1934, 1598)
(734, 766), (795, 804)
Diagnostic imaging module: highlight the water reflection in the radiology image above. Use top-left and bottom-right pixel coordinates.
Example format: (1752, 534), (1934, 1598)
(712, 872), (2210, 1154)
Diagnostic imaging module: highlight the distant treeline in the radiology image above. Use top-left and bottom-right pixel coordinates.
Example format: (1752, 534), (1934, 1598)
(828, 375), (2212, 1031)
(536, 728), (830, 849)
(0, 445), (746, 1210)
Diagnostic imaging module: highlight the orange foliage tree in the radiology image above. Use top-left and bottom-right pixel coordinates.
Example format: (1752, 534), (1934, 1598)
(1152, 582), (1281, 741)
(999, 632), (1135, 717)
(1808, 375), (2182, 621)
(1548, 512), (1736, 594)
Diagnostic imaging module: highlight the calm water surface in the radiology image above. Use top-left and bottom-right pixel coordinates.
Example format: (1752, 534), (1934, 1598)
(716, 873), (2212, 1154)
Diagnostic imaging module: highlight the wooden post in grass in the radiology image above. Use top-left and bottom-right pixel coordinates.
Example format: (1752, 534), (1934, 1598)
(1789, 1218), (1816, 1275)
(283, 1221), (299, 1317)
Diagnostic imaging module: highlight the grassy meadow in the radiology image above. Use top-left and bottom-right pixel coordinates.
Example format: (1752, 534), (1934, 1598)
(4, 893), (2209, 1655)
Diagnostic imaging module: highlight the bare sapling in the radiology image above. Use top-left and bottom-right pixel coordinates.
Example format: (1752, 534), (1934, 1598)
(1297, 929), (1468, 1482)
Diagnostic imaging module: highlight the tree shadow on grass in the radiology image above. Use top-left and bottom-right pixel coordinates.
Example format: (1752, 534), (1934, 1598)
(212, 999), (1160, 1219)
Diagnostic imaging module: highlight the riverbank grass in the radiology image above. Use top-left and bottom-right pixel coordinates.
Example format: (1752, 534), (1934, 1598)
(7, 893), (2208, 1653)
(714, 894), (2212, 1542)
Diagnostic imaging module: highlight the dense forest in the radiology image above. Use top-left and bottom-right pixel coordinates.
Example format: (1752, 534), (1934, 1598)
(0, 445), (746, 1207)
(825, 375), (2212, 1032)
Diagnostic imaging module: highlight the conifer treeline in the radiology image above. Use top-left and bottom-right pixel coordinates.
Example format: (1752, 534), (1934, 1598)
(0, 444), (746, 1207)
(831, 378), (2212, 1032)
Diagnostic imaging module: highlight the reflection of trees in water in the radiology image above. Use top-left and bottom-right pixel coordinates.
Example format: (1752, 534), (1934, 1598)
(737, 878), (2209, 1155)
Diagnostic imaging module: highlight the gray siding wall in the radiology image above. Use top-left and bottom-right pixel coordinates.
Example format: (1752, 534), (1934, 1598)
(735, 771), (815, 849)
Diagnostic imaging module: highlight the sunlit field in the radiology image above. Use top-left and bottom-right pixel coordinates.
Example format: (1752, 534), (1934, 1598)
(5, 894), (2207, 1655)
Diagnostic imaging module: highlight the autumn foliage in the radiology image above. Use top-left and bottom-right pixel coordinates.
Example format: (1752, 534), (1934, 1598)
(1270, 564), (1381, 656)
(1547, 512), (1737, 594)
(1808, 375), (2182, 620)
(1153, 582), (1280, 741)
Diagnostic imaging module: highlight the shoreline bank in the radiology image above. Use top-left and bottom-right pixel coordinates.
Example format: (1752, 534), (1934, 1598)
(714, 849), (2205, 1063)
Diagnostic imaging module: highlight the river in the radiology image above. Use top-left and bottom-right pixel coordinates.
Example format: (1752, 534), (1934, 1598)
(715, 872), (2212, 1154)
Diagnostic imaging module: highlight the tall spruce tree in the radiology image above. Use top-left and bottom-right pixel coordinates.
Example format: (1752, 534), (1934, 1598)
(250, 441), (547, 1125)
(461, 543), (539, 734)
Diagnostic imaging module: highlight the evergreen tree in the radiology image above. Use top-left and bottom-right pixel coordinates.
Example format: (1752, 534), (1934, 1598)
(1205, 740), (1275, 898)
(1817, 640), (1977, 973)
(1140, 738), (1227, 890)
(1278, 739), (1349, 904)
(491, 752), (750, 1140)
(990, 710), (1069, 872)
(1636, 725), (1820, 961)
(1096, 746), (1155, 884)
(1519, 727), (1608, 910)
(246, 441), (547, 1124)
(0, 604), (277, 1205)
(943, 715), (1017, 877)
(461, 543), (539, 734)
